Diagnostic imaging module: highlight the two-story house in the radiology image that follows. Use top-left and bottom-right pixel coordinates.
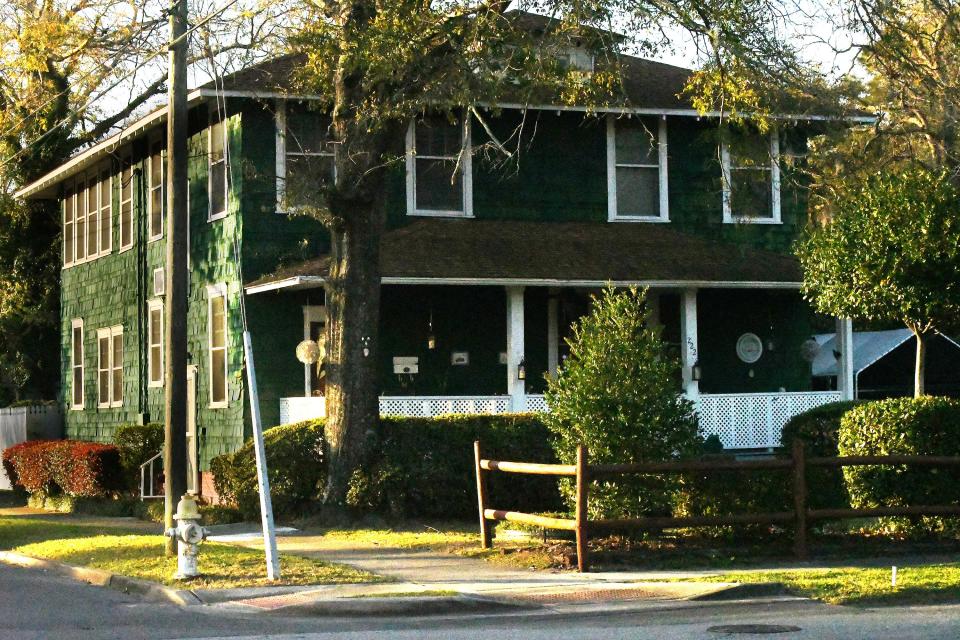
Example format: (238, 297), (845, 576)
(15, 35), (862, 495)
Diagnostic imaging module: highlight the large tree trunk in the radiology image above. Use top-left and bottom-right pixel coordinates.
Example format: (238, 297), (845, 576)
(914, 330), (927, 397)
(322, 199), (383, 505)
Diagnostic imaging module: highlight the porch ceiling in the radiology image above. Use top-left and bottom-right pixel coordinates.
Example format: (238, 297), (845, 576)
(245, 218), (803, 293)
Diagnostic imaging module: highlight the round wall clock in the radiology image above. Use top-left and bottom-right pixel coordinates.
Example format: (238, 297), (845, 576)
(736, 333), (763, 364)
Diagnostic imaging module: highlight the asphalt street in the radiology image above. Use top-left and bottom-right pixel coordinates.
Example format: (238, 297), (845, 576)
(4, 562), (960, 640)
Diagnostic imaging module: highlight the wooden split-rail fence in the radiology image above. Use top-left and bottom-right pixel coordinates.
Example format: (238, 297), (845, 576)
(473, 440), (960, 572)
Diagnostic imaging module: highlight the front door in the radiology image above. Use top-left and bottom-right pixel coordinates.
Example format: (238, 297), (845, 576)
(186, 366), (198, 494)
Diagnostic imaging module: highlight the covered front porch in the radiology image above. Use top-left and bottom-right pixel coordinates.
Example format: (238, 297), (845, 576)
(246, 218), (854, 450)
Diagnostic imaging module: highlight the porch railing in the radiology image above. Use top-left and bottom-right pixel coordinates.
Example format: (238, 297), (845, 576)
(697, 391), (842, 450)
(140, 452), (164, 500)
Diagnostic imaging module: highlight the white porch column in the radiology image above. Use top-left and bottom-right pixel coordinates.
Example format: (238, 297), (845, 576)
(506, 286), (526, 411)
(836, 317), (855, 400)
(547, 290), (559, 379)
(680, 288), (700, 401)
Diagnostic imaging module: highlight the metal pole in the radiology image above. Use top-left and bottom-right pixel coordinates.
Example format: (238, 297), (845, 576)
(244, 330), (281, 579)
(163, 0), (189, 555)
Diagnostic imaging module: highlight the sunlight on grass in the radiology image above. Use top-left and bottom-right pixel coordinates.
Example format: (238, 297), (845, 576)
(0, 517), (381, 589)
(310, 526), (479, 550)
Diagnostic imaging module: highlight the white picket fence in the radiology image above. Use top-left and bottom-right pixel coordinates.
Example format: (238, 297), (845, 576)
(280, 391), (840, 450)
(0, 405), (62, 490)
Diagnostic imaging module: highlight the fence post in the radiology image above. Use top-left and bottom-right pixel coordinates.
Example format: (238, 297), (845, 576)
(792, 439), (808, 559)
(474, 440), (493, 549)
(575, 444), (589, 572)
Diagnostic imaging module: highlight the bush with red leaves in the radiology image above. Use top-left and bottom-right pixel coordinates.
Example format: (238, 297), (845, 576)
(2, 440), (123, 497)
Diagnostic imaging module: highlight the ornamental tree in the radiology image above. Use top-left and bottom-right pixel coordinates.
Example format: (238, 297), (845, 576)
(797, 169), (960, 396)
(543, 287), (700, 519)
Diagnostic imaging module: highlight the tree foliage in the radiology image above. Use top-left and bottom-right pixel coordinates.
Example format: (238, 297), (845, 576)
(543, 287), (700, 519)
(797, 168), (960, 394)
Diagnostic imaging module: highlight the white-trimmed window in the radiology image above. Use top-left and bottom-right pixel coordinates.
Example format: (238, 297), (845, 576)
(607, 115), (669, 222)
(70, 319), (84, 410)
(207, 284), (228, 408)
(62, 166), (112, 267)
(405, 114), (472, 217)
(97, 166), (112, 255)
(74, 177), (87, 262)
(721, 128), (781, 224)
(97, 326), (123, 408)
(63, 187), (75, 266)
(119, 157), (133, 251)
(148, 140), (165, 241)
(147, 299), (164, 387)
(209, 117), (228, 220)
(275, 100), (335, 213)
(85, 172), (98, 258)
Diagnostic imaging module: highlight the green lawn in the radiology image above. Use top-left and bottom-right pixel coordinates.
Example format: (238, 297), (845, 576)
(0, 517), (381, 589)
(690, 564), (960, 605)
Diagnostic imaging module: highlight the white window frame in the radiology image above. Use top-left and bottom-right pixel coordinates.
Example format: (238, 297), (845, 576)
(118, 156), (134, 252)
(208, 115), (229, 222)
(96, 326), (123, 408)
(97, 166), (112, 256)
(70, 318), (84, 410)
(303, 305), (326, 396)
(721, 128), (781, 225)
(147, 299), (164, 388)
(207, 283), (229, 409)
(405, 116), (473, 218)
(84, 170), (99, 260)
(63, 189), (75, 267)
(148, 139), (165, 242)
(275, 100), (336, 214)
(606, 115), (669, 222)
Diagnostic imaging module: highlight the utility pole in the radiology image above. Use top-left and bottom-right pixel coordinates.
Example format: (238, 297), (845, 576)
(164, 0), (189, 555)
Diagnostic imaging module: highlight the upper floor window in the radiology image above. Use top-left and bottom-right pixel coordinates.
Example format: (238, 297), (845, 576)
(607, 115), (669, 222)
(97, 325), (123, 408)
(62, 166), (112, 267)
(148, 140), (165, 240)
(275, 100), (335, 213)
(406, 114), (473, 217)
(147, 299), (164, 387)
(70, 318), (84, 410)
(209, 117), (228, 220)
(119, 157), (133, 251)
(557, 47), (595, 72)
(721, 128), (781, 224)
(207, 284), (228, 408)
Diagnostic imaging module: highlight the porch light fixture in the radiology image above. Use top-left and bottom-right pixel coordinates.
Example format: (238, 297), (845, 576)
(427, 310), (436, 350)
(517, 358), (527, 381)
(692, 361), (702, 382)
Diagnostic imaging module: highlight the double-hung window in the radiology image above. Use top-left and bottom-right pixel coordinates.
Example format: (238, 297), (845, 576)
(98, 167), (112, 254)
(97, 326), (123, 408)
(74, 178), (87, 262)
(275, 101), (335, 213)
(207, 284), (228, 408)
(406, 114), (472, 217)
(147, 300), (164, 387)
(149, 140), (165, 240)
(721, 128), (781, 224)
(85, 173), (98, 258)
(63, 188), (75, 266)
(119, 158), (133, 251)
(607, 115), (669, 221)
(71, 319), (84, 410)
(209, 118), (228, 220)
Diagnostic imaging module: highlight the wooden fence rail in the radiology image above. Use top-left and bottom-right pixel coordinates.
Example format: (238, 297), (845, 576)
(473, 440), (960, 573)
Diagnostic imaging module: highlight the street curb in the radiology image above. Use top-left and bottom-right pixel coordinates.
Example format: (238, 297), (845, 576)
(0, 551), (202, 605)
(257, 594), (539, 617)
(686, 582), (789, 601)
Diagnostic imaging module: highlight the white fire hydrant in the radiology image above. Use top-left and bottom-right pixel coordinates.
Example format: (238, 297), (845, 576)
(164, 493), (209, 580)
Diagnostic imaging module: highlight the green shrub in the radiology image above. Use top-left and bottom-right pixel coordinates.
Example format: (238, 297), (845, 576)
(2, 440), (122, 498)
(210, 420), (326, 520)
(28, 493), (135, 516)
(780, 401), (864, 510)
(112, 423), (164, 493)
(348, 413), (560, 519)
(543, 287), (700, 520)
(839, 397), (960, 528)
(134, 500), (165, 523)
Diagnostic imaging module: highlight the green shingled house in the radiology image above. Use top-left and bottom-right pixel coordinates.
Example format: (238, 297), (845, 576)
(16, 46), (862, 496)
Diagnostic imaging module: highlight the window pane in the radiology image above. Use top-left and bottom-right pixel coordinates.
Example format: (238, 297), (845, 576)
(75, 183), (86, 260)
(416, 117), (461, 157)
(121, 164), (131, 201)
(73, 327), (82, 363)
(210, 120), (225, 159)
(64, 196), (74, 264)
(211, 349), (226, 403)
(287, 106), (331, 154)
(211, 296), (226, 348)
(286, 155), (333, 208)
(616, 166), (659, 217)
(99, 179), (110, 252)
(151, 188), (163, 236)
(616, 119), (658, 165)
(151, 346), (162, 383)
(150, 148), (163, 188)
(210, 160), (226, 215)
(112, 334), (123, 404)
(73, 368), (83, 407)
(121, 201), (132, 247)
(415, 158), (462, 211)
(731, 168), (772, 218)
(99, 370), (109, 405)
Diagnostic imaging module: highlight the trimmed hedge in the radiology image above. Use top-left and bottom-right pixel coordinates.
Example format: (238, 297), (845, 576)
(779, 401), (864, 510)
(113, 423), (164, 493)
(211, 414), (561, 521)
(210, 420), (325, 520)
(839, 396), (960, 518)
(2, 440), (123, 498)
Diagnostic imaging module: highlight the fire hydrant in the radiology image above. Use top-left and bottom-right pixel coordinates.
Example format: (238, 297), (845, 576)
(164, 493), (209, 580)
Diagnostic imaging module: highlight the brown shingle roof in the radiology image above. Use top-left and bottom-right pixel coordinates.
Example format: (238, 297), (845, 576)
(247, 218), (802, 290)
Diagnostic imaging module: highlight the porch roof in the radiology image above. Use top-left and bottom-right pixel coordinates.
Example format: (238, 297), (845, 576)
(245, 218), (803, 293)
